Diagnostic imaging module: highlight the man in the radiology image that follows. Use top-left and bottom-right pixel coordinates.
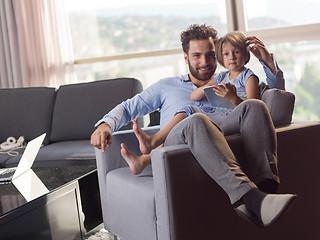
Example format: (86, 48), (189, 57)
(91, 24), (295, 228)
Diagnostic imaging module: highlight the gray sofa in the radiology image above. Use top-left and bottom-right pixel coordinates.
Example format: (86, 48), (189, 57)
(0, 78), (143, 168)
(95, 87), (320, 240)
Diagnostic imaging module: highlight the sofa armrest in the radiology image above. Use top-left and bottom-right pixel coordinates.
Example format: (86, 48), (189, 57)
(151, 145), (188, 240)
(151, 144), (234, 240)
(95, 126), (160, 221)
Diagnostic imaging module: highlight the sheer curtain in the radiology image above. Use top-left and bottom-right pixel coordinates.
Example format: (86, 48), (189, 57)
(0, 0), (23, 88)
(0, 0), (75, 88)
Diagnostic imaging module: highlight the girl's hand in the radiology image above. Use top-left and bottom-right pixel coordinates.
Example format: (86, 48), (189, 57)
(213, 82), (237, 101)
(214, 82), (243, 106)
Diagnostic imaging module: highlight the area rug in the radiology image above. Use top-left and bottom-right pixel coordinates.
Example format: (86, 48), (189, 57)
(85, 228), (118, 240)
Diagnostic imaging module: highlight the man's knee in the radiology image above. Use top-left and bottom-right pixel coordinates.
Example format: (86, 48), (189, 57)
(185, 113), (212, 125)
(163, 115), (209, 146)
(240, 99), (269, 114)
(183, 113), (221, 131)
(164, 113), (222, 146)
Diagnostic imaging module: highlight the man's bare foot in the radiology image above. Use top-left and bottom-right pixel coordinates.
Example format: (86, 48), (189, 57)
(120, 143), (151, 175)
(132, 119), (155, 154)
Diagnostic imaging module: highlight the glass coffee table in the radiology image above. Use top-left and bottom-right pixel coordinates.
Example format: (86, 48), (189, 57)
(0, 165), (102, 240)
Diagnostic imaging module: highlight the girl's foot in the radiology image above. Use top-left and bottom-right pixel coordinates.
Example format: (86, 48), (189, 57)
(120, 143), (150, 175)
(132, 119), (155, 154)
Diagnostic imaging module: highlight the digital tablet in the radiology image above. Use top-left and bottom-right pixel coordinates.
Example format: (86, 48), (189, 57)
(203, 86), (235, 109)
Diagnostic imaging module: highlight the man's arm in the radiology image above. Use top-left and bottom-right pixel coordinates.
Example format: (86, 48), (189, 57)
(247, 36), (285, 90)
(91, 82), (162, 151)
(260, 56), (285, 90)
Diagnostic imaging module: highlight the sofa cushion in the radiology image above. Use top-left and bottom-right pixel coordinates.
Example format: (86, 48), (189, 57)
(4, 140), (95, 168)
(261, 88), (295, 127)
(49, 78), (143, 142)
(0, 87), (56, 145)
(105, 166), (157, 240)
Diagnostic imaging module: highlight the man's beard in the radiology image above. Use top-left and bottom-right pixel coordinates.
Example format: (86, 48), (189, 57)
(188, 61), (216, 81)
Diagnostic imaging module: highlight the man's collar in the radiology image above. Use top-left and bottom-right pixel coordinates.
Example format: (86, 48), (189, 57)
(180, 74), (191, 82)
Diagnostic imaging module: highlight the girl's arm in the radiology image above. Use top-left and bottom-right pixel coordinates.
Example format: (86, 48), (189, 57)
(190, 78), (216, 101)
(190, 85), (207, 101)
(245, 75), (260, 99)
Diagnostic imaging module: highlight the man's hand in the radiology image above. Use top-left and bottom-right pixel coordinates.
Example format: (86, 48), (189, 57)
(247, 36), (276, 74)
(91, 123), (112, 153)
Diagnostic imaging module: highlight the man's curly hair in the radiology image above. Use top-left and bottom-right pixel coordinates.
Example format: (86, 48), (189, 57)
(180, 24), (218, 54)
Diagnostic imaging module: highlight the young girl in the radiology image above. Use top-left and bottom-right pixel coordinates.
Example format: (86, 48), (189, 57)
(121, 32), (259, 175)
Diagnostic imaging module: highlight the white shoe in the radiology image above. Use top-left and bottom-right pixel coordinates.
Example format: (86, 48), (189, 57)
(261, 194), (297, 227)
(235, 194), (297, 228)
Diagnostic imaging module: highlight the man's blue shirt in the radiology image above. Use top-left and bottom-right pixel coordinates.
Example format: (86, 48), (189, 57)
(95, 74), (202, 131)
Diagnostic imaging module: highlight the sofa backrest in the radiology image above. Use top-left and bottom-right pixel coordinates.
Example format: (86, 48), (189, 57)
(49, 78), (143, 143)
(260, 83), (295, 127)
(0, 87), (56, 145)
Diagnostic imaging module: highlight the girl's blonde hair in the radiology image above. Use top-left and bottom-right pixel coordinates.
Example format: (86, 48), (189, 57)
(215, 32), (250, 68)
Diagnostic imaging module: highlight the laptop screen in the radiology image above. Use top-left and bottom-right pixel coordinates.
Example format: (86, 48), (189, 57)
(12, 133), (46, 180)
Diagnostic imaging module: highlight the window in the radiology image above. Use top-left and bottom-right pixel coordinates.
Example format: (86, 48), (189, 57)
(244, 0), (320, 30)
(65, 0), (228, 87)
(65, 0), (227, 59)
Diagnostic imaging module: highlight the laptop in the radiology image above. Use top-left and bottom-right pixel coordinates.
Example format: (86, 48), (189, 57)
(0, 133), (46, 183)
(203, 86), (235, 109)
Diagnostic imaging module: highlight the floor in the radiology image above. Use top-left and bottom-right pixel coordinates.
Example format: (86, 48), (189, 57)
(85, 224), (119, 240)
